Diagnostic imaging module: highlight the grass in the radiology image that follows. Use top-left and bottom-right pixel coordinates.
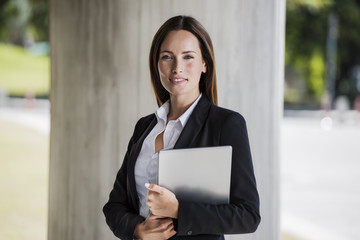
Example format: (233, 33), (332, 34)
(0, 119), (48, 240)
(0, 43), (50, 97)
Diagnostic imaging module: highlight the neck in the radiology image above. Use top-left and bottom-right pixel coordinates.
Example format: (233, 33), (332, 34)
(168, 92), (200, 121)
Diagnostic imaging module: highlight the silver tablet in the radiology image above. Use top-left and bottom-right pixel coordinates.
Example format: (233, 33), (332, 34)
(158, 146), (232, 205)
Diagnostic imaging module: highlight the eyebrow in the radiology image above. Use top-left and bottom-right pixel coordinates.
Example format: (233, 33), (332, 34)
(160, 50), (197, 54)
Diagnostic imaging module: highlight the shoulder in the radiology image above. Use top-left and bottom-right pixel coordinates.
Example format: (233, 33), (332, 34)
(136, 113), (156, 127)
(132, 113), (156, 137)
(208, 103), (246, 125)
(210, 105), (251, 147)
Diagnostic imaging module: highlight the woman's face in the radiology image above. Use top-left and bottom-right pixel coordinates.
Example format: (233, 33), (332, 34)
(158, 30), (206, 101)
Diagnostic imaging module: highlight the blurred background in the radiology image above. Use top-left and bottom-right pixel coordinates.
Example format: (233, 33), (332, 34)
(0, 0), (359, 239)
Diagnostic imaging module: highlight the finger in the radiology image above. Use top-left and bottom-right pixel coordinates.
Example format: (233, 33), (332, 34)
(147, 213), (158, 220)
(145, 218), (172, 233)
(146, 198), (154, 209)
(145, 183), (163, 194)
(148, 213), (167, 220)
(166, 226), (177, 239)
(164, 223), (176, 238)
(147, 190), (158, 200)
(158, 219), (173, 231)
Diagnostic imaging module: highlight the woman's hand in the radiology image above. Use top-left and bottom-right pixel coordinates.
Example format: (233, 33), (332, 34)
(134, 213), (176, 240)
(146, 183), (179, 219)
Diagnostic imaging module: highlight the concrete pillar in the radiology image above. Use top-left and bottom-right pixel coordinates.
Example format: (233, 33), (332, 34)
(49, 1), (284, 240)
(213, 2), (285, 240)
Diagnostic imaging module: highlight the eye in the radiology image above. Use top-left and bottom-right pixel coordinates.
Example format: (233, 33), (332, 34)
(184, 55), (194, 60)
(160, 55), (172, 60)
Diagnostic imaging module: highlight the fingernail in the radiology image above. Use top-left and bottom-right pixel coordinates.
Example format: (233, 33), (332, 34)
(145, 183), (150, 188)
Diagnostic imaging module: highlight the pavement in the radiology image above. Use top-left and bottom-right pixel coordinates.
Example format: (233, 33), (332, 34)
(281, 112), (360, 240)
(0, 98), (50, 135)
(0, 108), (50, 135)
(1, 103), (359, 240)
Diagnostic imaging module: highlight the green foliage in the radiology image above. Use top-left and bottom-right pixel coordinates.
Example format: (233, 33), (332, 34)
(0, 0), (48, 44)
(285, 0), (360, 108)
(0, 0), (31, 44)
(287, 0), (334, 11)
(0, 43), (49, 97)
(0, 0), (10, 40)
(308, 51), (326, 100)
(285, 0), (329, 107)
(28, 0), (48, 42)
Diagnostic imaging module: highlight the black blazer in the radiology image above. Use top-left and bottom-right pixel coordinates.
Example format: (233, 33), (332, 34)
(103, 96), (260, 240)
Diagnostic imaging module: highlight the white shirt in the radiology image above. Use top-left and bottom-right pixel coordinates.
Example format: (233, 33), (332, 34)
(134, 94), (202, 218)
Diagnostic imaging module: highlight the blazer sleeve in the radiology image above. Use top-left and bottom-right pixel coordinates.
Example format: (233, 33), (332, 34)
(176, 112), (261, 236)
(103, 122), (145, 240)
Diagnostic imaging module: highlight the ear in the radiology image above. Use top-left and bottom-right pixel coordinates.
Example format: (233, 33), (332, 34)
(202, 60), (207, 73)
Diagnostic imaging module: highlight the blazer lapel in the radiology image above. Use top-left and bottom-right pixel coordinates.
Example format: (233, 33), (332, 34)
(129, 116), (157, 161)
(126, 96), (212, 210)
(174, 95), (212, 149)
(127, 115), (157, 211)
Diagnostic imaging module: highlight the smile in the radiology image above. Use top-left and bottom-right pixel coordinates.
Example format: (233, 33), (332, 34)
(170, 78), (187, 83)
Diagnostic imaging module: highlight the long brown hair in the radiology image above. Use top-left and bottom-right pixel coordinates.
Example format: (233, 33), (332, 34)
(149, 15), (218, 106)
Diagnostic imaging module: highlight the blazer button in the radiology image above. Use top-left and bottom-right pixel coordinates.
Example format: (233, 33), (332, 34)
(187, 230), (192, 235)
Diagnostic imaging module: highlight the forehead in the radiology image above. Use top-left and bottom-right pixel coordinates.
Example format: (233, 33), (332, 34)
(160, 30), (201, 52)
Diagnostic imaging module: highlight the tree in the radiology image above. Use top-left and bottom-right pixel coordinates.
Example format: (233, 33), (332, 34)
(0, 0), (48, 45)
(285, 0), (360, 108)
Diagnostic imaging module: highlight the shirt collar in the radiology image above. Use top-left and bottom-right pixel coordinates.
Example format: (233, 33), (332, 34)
(155, 93), (202, 127)
(155, 100), (170, 123)
(178, 93), (202, 127)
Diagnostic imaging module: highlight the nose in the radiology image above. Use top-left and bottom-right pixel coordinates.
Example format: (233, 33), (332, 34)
(172, 59), (183, 74)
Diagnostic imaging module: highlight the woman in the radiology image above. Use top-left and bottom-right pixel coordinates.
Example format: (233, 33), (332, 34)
(103, 15), (260, 240)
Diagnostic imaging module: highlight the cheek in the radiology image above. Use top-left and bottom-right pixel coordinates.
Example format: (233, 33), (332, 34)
(158, 62), (171, 77)
(157, 62), (164, 75)
(188, 62), (205, 76)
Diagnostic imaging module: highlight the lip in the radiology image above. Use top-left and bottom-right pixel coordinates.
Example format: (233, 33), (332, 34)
(169, 77), (187, 84)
